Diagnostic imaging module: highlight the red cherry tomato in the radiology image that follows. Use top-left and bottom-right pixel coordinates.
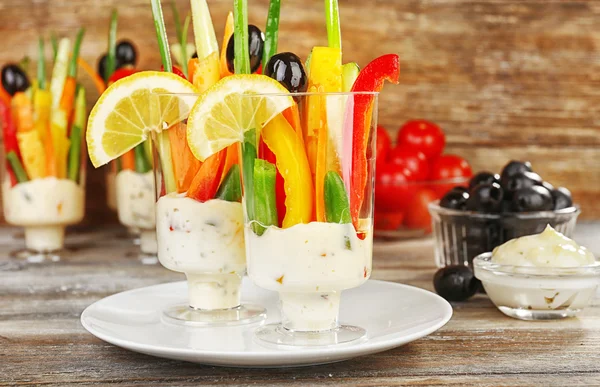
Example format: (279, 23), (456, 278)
(374, 211), (404, 231)
(429, 154), (473, 196)
(389, 146), (429, 180)
(404, 188), (437, 232)
(396, 119), (445, 159)
(108, 68), (136, 85)
(375, 163), (417, 212)
(376, 125), (392, 165)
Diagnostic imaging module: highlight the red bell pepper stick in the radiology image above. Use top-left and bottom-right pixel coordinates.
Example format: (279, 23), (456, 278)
(187, 148), (227, 202)
(349, 54), (400, 230)
(259, 138), (286, 227)
(0, 99), (20, 159)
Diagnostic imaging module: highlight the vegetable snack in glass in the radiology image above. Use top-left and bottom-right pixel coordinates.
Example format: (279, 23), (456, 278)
(1, 30), (88, 262)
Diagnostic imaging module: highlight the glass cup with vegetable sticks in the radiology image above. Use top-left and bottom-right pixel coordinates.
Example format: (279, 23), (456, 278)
(217, 0), (399, 346)
(1, 30), (89, 263)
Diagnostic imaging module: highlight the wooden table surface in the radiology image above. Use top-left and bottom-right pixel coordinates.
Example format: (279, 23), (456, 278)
(1, 223), (600, 386)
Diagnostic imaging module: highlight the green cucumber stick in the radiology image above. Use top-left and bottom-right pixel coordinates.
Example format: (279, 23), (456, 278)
(342, 62), (359, 92)
(6, 151), (28, 183)
(150, 0), (176, 193)
(51, 33), (58, 61)
(242, 136), (257, 223)
(216, 164), (242, 202)
(105, 10), (118, 82)
(233, 0), (250, 74)
(261, 0), (281, 67)
(38, 38), (46, 90)
(67, 125), (82, 182)
(134, 143), (152, 173)
(324, 171), (351, 224)
(252, 159), (278, 235)
(190, 0), (218, 59)
(325, 0), (342, 50)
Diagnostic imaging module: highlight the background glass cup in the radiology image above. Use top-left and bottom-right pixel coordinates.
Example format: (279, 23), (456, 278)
(114, 143), (158, 264)
(151, 92), (265, 326)
(1, 134), (86, 263)
(241, 92), (377, 347)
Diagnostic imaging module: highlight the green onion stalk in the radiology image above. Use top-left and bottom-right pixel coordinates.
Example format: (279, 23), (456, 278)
(150, 0), (176, 193)
(325, 0), (342, 50)
(233, 0), (250, 75)
(261, 0), (281, 67)
(105, 10), (118, 83)
(37, 38), (46, 90)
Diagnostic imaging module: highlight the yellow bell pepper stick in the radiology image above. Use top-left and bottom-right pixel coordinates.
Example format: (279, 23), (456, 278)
(188, 51), (220, 93)
(34, 90), (56, 176)
(51, 109), (71, 178)
(17, 130), (47, 179)
(262, 114), (313, 228)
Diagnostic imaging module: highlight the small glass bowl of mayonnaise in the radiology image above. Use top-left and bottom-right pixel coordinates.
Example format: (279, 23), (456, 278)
(473, 226), (600, 320)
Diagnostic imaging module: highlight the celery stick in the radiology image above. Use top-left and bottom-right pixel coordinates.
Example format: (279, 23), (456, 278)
(38, 38), (46, 90)
(105, 10), (118, 82)
(252, 159), (278, 235)
(233, 0), (250, 74)
(156, 130), (176, 193)
(7, 151), (28, 183)
(67, 125), (82, 182)
(49, 38), (70, 108)
(325, 0), (342, 50)
(190, 0), (218, 60)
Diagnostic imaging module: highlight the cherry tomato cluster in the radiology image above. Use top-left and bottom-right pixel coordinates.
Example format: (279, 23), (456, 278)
(375, 119), (473, 233)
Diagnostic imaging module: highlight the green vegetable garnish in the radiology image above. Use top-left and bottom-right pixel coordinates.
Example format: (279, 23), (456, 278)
(51, 33), (58, 61)
(180, 14), (191, 78)
(216, 164), (242, 202)
(6, 151), (28, 183)
(69, 28), (85, 78)
(134, 143), (152, 173)
(253, 159), (278, 235)
(105, 10), (118, 82)
(67, 125), (82, 182)
(233, 0), (250, 74)
(325, 0), (342, 50)
(261, 0), (281, 67)
(37, 38), (46, 90)
(324, 171), (351, 224)
(242, 137), (257, 222)
(342, 62), (359, 92)
(150, 0), (172, 72)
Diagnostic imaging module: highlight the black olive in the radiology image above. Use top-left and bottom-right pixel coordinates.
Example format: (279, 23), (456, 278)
(551, 187), (573, 210)
(500, 160), (532, 183)
(468, 172), (500, 192)
(97, 54), (124, 80)
(1, 64), (30, 96)
(264, 52), (308, 93)
(542, 181), (555, 192)
(511, 185), (553, 212)
(501, 171), (543, 200)
(466, 183), (504, 213)
(116, 40), (137, 66)
(440, 188), (469, 210)
(226, 25), (265, 74)
(433, 265), (479, 302)
(191, 52), (198, 59)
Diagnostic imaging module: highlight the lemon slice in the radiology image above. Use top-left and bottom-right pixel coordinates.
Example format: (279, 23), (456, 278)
(186, 74), (293, 161)
(86, 71), (199, 168)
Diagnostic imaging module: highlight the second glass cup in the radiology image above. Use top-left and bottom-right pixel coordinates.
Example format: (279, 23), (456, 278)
(152, 93), (266, 326)
(242, 92), (376, 346)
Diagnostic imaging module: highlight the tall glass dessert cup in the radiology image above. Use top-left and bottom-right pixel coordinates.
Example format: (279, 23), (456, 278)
(153, 93), (265, 326)
(1, 30), (88, 264)
(239, 91), (377, 346)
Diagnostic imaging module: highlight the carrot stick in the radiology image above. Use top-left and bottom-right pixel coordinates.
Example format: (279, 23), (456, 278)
(44, 124), (57, 177)
(187, 149), (226, 202)
(220, 143), (239, 183)
(11, 93), (34, 133)
(60, 28), (85, 120)
(168, 122), (201, 192)
(121, 149), (135, 170)
(78, 57), (106, 95)
(220, 12), (234, 77)
(315, 97), (329, 222)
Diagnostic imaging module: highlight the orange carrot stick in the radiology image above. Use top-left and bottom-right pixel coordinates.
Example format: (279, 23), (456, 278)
(121, 149), (135, 170)
(59, 77), (77, 120)
(77, 57), (106, 95)
(168, 122), (201, 193)
(220, 143), (239, 184)
(314, 98), (329, 222)
(11, 93), (34, 132)
(220, 12), (234, 77)
(187, 149), (226, 202)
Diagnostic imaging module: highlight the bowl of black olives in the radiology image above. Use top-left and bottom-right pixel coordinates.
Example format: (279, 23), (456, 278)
(428, 160), (580, 269)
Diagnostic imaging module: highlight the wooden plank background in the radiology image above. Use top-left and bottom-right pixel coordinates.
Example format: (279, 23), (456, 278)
(0, 0), (599, 223)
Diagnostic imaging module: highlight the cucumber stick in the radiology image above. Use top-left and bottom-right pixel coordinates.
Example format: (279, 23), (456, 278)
(49, 38), (70, 108)
(342, 62), (360, 92)
(190, 0), (218, 59)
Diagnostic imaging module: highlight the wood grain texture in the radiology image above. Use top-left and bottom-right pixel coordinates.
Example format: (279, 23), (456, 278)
(0, 0), (599, 223)
(1, 224), (600, 386)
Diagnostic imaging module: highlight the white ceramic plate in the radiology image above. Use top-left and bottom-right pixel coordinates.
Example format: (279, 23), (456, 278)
(81, 279), (452, 367)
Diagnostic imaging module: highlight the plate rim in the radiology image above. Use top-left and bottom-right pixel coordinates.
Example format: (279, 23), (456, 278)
(80, 279), (452, 362)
